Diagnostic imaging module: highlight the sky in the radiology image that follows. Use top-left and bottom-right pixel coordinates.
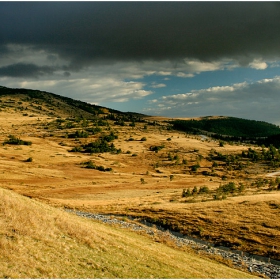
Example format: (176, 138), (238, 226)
(1, 2), (280, 125)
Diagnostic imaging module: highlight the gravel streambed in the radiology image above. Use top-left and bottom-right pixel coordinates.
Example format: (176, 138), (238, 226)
(66, 209), (280, 279)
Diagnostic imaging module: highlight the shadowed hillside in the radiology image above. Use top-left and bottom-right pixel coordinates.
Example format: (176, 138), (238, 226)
(171, 117), (280, 139)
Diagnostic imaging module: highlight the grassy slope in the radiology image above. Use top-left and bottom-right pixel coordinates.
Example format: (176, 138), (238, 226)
(0, 188), (254, 279)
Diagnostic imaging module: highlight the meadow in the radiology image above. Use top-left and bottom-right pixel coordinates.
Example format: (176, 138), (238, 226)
(0, 88), (279, 277)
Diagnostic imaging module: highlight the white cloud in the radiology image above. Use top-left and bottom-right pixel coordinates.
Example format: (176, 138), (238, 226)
(1, 55), (235, 105)
(150, 82), (166, 88)
(144, 76), (280, 125)
(249, 58), (268, 70)
(184, 58), (237, 73)
(176, 72), (194, 78)
(1, 45), (280, 124)
(158, 71), (172, 76)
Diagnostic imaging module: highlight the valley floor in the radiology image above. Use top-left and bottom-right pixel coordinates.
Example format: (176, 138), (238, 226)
(0, 110), (279, 277)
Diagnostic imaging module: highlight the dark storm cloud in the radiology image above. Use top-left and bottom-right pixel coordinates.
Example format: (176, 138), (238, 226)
(1, 2), (280, 71)
(0, 63), (54, 78)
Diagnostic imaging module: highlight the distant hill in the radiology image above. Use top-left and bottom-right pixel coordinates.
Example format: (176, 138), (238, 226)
(2, 85), (280, 144)
(170, 116), (280, 139)
(0, 85), (147, 120)
(261, 133), (280, 148)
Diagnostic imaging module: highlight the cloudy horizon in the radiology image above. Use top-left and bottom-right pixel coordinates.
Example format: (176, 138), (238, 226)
(1, 2), (280, 124)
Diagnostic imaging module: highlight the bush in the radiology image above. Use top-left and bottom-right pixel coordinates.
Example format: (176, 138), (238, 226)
(199, 186), (209, 194)
(70, 138), (118, 154)
(82, 160), (112, 172)
(238, 183), (246, 193)
(216, 182), (237, 194)
(150, 145), (165, 153)
(3, 135), (32, 146)
(191, 164), (200, 172)
(212, 161), (218, 167)
(25, 157), (33, 162)
(68, 130), (89, 138)
(102, 132), (118, 142)
(86, 126), (102, 134)
(69, 146), (82, 152)
(192, 186), (198, 195)
(84, 160), (96, 169)
(182, 188), (191, 197)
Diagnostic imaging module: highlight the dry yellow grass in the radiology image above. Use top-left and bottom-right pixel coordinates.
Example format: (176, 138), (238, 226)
(0, 95), (279, 273)
(0, 187), (255, 278)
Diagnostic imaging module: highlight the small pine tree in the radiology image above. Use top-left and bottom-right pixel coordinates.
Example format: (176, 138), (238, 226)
(182, 188), (191, 197)
(192, 186), (198, 195)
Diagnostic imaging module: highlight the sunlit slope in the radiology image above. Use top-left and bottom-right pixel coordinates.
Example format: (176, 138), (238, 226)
(0, 188), (254, 279)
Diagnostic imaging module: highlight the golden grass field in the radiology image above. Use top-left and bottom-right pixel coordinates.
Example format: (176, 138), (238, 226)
(0, 92), (279, 277)
(0, 187), (256, 278)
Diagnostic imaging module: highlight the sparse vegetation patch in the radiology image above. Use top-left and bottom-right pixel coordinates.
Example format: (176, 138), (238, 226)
(81, 160), (112, 172)
(3, 135), (32, 146)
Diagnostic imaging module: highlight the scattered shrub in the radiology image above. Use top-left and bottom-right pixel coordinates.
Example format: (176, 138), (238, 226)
(198, 186), (209, 194)
(82, 160), (112, 172)
(216, 182), (237, 194)
(150, 145), (165, 153)
(238, 183), (246, 193)
(140, 178), (145, 184)
(219, 141), (225, 147)
(182, 188), (191, 197)
(191, 164), (200, 172)
(3, 135), (32, 146)
(70, 135), (120, 154)
(212, 161), (218, 168)
(68, 130), (88, 138)
(192, 186), (198, 195)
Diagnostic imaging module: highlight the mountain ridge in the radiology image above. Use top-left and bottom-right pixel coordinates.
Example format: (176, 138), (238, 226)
(0, 85), (148, 120)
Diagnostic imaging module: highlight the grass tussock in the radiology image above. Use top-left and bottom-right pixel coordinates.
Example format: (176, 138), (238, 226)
(0, 188), (254, 279)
